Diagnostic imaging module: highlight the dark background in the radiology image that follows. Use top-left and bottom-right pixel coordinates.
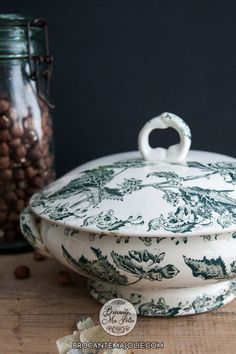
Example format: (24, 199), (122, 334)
(1, 0), (236, 176)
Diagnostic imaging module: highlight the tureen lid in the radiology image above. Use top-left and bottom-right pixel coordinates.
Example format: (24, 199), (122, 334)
(30, 113), (236, 237)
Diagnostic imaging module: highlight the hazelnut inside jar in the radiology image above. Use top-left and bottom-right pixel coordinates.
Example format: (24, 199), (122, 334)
(0, 14), (56, 252)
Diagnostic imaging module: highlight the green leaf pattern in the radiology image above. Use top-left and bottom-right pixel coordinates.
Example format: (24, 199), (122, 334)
(81, 209), (144, 231)
(62, 245), (128, 285)
(88, 279), (236, 316)
(62, 246), (179, 285)
(111, 249), (179, 283)
(31, 159), (236, 233)
(183, 255), (236, 279)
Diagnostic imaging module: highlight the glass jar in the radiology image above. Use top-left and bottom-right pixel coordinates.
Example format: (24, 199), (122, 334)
(0, 14), (55, 252)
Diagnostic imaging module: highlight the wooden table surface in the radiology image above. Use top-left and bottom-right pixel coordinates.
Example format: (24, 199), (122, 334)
(1, 252), (236, 354)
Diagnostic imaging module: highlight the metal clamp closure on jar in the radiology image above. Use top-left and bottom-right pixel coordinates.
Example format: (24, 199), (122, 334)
(0, 14), (54, 109)
(26, 18), (55, 109)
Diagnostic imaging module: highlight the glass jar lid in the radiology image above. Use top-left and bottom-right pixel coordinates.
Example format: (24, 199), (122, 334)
(0, 14), (54, 108)
(30, 113), (236, 237)
(0, 14), (47, 58)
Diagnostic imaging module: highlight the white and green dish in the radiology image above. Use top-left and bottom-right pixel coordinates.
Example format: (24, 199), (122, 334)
(20, 113), (236, 316)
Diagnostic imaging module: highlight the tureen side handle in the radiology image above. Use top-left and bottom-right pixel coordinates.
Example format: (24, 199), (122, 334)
(20, 207), (52, 257)
(138, 112), (191, 162)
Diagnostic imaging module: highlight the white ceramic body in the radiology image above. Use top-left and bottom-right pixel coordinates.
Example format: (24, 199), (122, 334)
(20, 150), (236, 316)
(20, 113), (236, 316)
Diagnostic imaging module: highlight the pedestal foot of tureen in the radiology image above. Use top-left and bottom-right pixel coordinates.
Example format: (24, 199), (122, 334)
(88, 278), (236, 317)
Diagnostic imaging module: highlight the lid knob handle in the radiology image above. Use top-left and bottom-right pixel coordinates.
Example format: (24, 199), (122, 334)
(138, 112), (191, 162)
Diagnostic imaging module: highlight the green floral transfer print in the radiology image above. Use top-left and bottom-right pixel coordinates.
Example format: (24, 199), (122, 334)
(88, 279), (236, 316)
(20, 207), (44, 248)
(81, 209), (144, 231)
(138, 287), (234, 316)
(20, 209), (37, 245)
(37, 158), (148, 205)
(88, 280), (121, 303)
(230, 261), (236, 273)
(148, 185), (236, 233)
(183, 255), (236, 280)
(111, 249), (179, 284)
(88, 279), (142, 305)
(115, 236), (130, 244)
(185, 161), (236, 185)
(83, 233), (230, 247)
(62, 245), (128, 285)
(138, 234), (223, 246)
(166, 113), (192, 141)
(31, 159), (236, 233)
(138, 297), (189, 316)
(20, 216), (32, 239)
(62, 246), (179, 286)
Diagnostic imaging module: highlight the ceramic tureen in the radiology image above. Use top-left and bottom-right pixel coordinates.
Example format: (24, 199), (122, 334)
(20, 113), (236, 316)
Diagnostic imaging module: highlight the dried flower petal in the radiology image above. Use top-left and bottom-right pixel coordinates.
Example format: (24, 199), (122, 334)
(57, 318), (134, 354)
(80, 325), (112, 354)
(56, 332), (80, 354)
(77, 316), (95, 330)
(67, 349), (83, 354)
